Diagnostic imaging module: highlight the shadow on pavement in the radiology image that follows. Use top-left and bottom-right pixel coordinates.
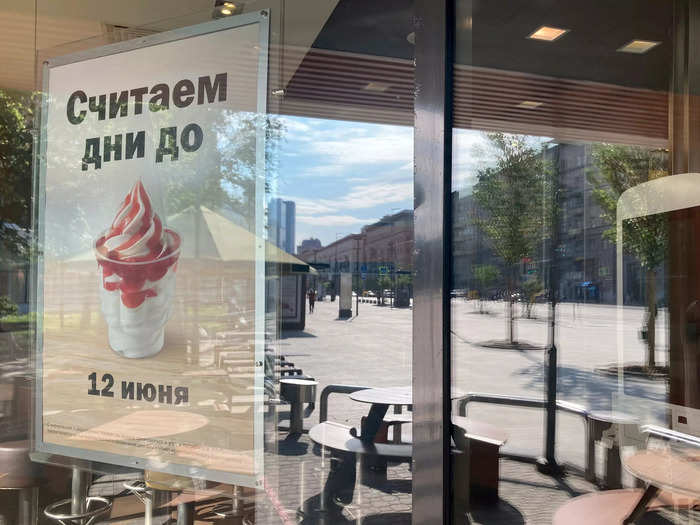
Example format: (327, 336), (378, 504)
(465, 498), (526, 525)
(282, 330), (317, 339)
(513, 362), (667, 411)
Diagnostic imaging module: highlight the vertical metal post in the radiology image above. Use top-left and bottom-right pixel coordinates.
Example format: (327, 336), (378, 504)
(176, 502), (194, 525)
(18, 487), (39, 525)
(668, 0), (700, 411)
(144, 496), (153, 525)
(413, 0), (453, 523)
(537, 147), (564, 476)
(290, 400), (303, 434)
(71, 467), (89, 515)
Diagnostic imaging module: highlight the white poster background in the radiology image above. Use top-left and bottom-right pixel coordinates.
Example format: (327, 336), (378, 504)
(35, 13), (268, 487)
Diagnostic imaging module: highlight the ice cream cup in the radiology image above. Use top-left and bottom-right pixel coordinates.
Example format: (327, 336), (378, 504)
(95, 229), (181, 358)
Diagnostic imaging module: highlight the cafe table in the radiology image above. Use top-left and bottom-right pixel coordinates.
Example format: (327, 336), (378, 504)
(349, 386), (464, 442)
(621, 448), (700, 523)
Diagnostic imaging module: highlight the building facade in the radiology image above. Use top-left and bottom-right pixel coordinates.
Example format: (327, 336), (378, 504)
(268, 198), (296, 254)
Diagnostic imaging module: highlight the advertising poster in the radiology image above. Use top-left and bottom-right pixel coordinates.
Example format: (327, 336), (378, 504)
(34, 13), (268, 486)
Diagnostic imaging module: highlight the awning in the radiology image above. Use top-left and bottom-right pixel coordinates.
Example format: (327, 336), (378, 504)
(67, 205), (314, 274)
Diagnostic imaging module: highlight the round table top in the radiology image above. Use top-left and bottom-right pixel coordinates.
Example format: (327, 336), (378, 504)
(624, 449), (700, 497)
(350, 386), (412, 406)
(279, 378), (318, 386)
(349, 386), (465, 406)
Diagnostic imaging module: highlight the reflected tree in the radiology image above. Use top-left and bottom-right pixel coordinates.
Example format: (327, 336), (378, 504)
(589, 144), (668, 370)
(521, 278), (544, 319)
(472, 132), (552, 345)
(0, 89), (34, 263)
(473, 264), (499, 313)
(166, 112), (284, 226)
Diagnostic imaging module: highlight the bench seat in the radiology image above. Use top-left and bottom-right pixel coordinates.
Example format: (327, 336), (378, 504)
(309, 421), (412, 461)
(451, 416), (508, 505)
(308, 421), (412, 507)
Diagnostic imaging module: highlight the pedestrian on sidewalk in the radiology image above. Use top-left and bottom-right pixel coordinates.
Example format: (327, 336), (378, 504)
(308, 289), (316, 313)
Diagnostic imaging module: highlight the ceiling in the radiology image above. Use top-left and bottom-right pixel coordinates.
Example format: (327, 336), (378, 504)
(463, 0), (672, 92)
(0, 1), (214, 92)
(281, 0), (673, 145)
(0, 0), (337, 92)
(305, 0), (672, 91)
(0, 0), (674, 145)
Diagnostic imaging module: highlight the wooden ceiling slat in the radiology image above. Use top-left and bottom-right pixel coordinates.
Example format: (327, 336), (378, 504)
(287, 62), (414, 85)
(282, 49), (669, 145)
(458, 67), (668, 98)
(457, 109), (665, 138)
(283, 91), (412, 112)
(457, 78), (667, 116)
(286, 73), (413, 93)
(455, 97), (667, 133)
(280, 98), (412, 127)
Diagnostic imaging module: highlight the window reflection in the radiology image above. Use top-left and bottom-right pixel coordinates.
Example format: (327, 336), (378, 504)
(452, 127), (699, 522)
(0, 14), (417, 522)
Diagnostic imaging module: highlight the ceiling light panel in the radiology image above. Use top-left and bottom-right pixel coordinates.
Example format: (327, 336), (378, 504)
(363, 82), (391, 92)
(517, 100), (544, 109)
(528, 26), (569, 42)
(617, 40), (661, 54)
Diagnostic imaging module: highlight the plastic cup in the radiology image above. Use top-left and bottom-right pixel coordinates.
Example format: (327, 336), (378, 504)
(95, 229), (181, 358)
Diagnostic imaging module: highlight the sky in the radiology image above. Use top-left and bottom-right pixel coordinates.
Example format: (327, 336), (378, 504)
(274, 115), (491, 247)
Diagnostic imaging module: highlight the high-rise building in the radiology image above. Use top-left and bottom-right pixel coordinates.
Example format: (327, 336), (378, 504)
(297, 237), (322, 258)
(268, 198), (296, 254)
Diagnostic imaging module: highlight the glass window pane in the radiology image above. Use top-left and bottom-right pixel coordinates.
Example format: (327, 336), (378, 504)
(0, 2), (413, 522)
(452, 1), (698, 523)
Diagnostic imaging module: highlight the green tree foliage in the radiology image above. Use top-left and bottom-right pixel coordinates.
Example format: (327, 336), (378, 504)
(472, 264), (499, 313)
(472, 133), (552, 342)
(588, 144), (668, 368)
(0, 89), (34, 263)
(396, 273), (412, 288)
(166, 112), (285, 226)
(0, 296), (19, 318)
(521, 278), (543, 319)
(377, 274), (394, 306)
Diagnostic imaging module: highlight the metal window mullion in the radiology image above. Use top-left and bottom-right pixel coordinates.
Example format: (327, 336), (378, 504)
(413, 0), (453, 524)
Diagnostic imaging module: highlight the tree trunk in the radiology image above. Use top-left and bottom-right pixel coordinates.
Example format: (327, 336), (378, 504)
(508, 295), (515, 343)
(507, 271), (516, 344)
(646, 268), (656, 369)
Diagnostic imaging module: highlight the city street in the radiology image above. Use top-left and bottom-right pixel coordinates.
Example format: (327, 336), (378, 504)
(281, 297), (669, 467)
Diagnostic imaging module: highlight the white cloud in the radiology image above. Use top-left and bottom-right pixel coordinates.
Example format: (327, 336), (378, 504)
(293, 197), (335, 215)
(281, 119), (413, 176)
(310, 130), (413, 167)
(287, 181), (412, 216)
(297, 214), (377, 226)
(278, 117), (313, 134)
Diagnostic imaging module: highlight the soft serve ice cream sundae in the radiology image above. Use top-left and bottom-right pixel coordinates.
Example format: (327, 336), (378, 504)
(95, 180), (181, 358)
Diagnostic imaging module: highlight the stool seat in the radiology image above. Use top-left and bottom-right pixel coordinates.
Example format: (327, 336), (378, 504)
(280, 379), (317, 403)
(280, 379), (318, 434)
(0, 440), (40, 488)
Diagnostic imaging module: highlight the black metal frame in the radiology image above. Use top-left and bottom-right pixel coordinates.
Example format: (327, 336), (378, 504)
(413, 1), (454, 523)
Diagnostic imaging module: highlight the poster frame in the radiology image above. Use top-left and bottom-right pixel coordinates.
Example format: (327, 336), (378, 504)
(30, 10), (270, 488)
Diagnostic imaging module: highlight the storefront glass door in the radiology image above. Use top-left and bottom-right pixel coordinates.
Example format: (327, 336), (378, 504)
(0, 1), (417, 523)
(450, 1), (699, 523)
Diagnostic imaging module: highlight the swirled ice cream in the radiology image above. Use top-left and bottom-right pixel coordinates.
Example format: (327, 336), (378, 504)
(95, 181), (181, 358)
